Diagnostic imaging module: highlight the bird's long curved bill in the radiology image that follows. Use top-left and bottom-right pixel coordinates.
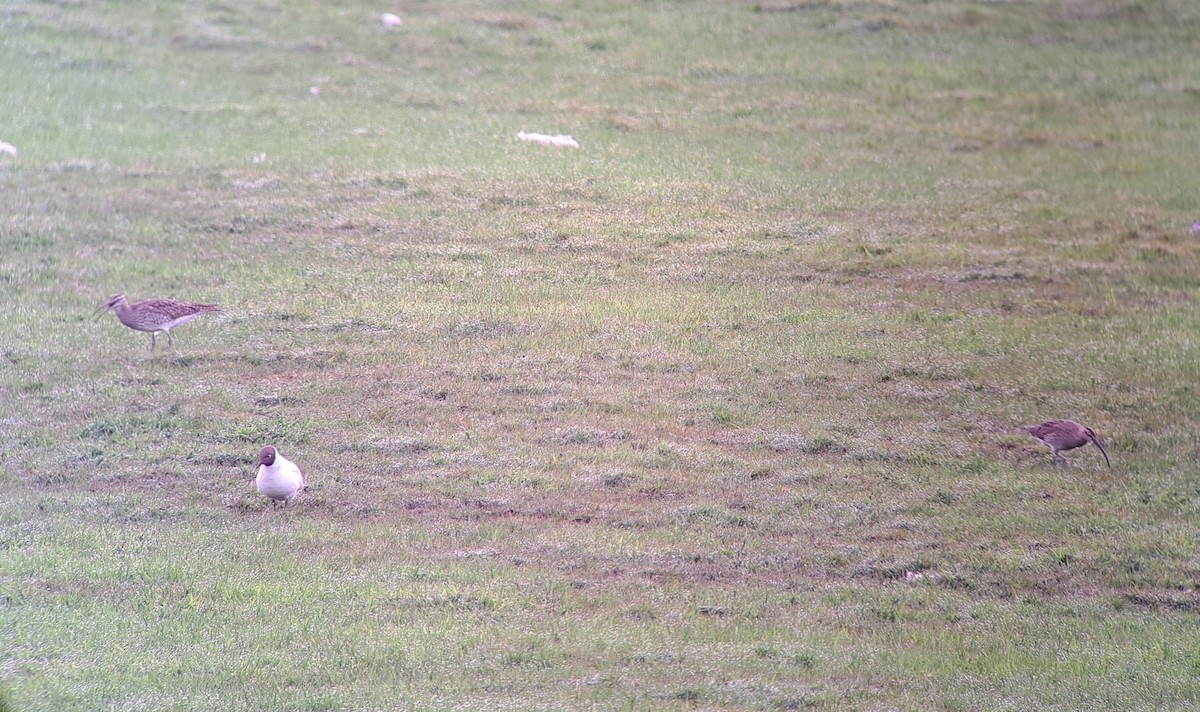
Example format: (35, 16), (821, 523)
(92, 304), (108, 321)
(1091, 436), (1111, 468)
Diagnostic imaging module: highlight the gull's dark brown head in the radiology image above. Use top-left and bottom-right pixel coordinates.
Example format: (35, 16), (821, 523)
(255, 446), (277, 468)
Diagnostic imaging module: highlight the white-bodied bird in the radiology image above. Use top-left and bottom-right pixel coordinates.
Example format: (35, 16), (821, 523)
(254, 446), (307, 510)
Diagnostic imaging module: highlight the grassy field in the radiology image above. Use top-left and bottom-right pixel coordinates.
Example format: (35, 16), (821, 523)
(3, 0), (1200, 709)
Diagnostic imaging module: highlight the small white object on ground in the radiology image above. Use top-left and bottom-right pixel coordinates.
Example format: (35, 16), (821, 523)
(310, 86), (321, 96)
(382, 12), (402, 27)
(905, 571), (925, 582)
(0, 142), (18, 156)
(516, 131), (580, 149)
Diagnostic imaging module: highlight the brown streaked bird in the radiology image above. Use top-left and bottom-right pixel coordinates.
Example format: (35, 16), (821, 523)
(97, 294), (220, 351)
(1022, 419), (1111, 468)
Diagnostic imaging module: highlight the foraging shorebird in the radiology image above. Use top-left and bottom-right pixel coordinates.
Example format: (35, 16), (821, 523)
(97, 294), (220, 351)
(254, 446), (307, 510)
(1022, 419), (1111, 468)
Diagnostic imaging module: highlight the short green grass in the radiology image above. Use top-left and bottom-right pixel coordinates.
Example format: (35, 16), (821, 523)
(3, 0), (1200, 709)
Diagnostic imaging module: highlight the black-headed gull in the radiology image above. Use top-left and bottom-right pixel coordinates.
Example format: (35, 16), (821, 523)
(254, 446), (308, 509)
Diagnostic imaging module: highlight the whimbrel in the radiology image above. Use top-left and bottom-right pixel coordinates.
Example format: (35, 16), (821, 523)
(97, 294), (220, 351)
(254, 446), (307, 510)
(1022, 419), (1111, 468)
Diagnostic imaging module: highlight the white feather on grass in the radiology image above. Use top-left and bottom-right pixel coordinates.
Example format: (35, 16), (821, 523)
(515, 131), (579, 149)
